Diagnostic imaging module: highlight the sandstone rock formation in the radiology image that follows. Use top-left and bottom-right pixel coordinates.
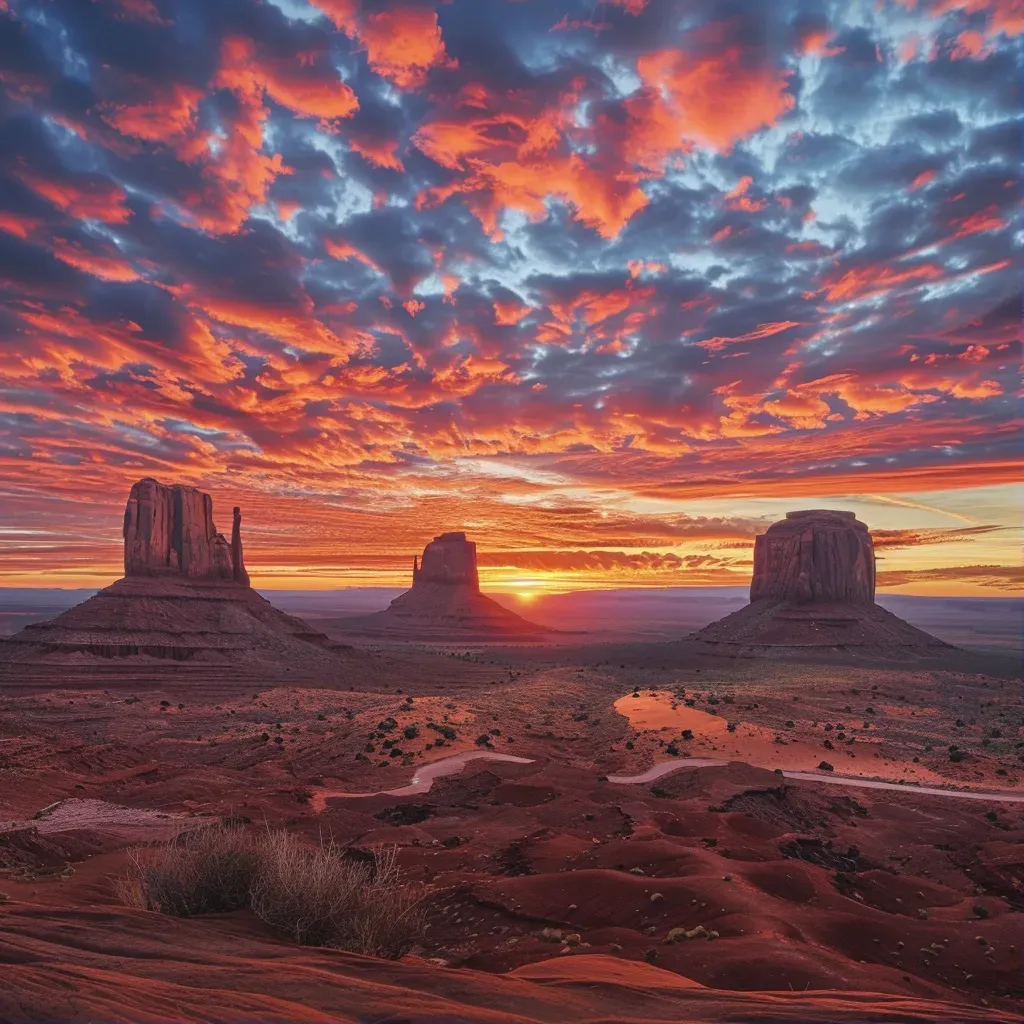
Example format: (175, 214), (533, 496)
(691, 509), (947, 655)
(339, 532), (548, 638)
(750, 510), (875, 605)
(123, 478), (247, 584)
(0, 479), (350, 681)
(231, 507), (249, 586)
(413, 532), (480, 589)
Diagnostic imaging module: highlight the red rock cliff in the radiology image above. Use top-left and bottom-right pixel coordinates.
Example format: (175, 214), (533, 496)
(750, 509), (875, 605)
(123, 478), (248, 583)
(411, 532), (480, 590)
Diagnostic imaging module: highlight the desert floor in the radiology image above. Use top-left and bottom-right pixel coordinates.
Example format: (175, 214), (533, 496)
(1, 636), (1022, 1022)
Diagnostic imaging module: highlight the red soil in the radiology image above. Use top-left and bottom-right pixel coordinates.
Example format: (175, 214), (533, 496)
(1, 632), (1021, 1021)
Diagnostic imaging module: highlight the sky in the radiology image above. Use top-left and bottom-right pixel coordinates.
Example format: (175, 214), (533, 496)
(0, 0), (1020, 595)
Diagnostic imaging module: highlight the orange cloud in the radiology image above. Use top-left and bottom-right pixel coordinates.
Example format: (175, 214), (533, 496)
(100, 82), (204, 142)
(628, 30), (793, 159)
(349, 134), (404, 171)
(50, 238), (140, 282)
(797, 27), (845, 57)
(763, 391), (832, 429)
(0, 211), (42, 239)
(16, 172), (132, 224)
(723, 175), (766, 212)
(917, 0), (1024, 36)
(414, 22), (792, 240)
(311, 2), (456, 89)
(948, 205), (1006, 238)
(698, 320), (803, 352)
(822, 262), (945, 302)
(493, 299), (531, 326)
(415, 84), (651, 240)
(324, 239), (386, 280)
(357, 6), (457, 88)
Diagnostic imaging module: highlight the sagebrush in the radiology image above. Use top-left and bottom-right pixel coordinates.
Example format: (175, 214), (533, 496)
(116, 826), (426, 957)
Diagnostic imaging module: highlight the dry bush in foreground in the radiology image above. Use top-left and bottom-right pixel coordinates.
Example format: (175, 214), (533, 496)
(116, 827), (426, 957)
(114, 825), (256, 916)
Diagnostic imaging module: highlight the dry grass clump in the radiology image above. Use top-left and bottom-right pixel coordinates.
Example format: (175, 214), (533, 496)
(251, 835), (424, 955)
(114, 825), (257, 916)
(115, 826), (426, 957)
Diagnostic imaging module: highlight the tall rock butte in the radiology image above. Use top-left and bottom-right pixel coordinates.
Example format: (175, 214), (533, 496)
(750, 510), (874, 606)
(691, 508), (946, 653)
(0, 477), (349, 676)
(123, 478), (248, 585)
(341, 531), (548, 638)
(412, 532), (481, 590)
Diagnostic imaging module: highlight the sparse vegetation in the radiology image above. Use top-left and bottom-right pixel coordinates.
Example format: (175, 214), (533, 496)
(116, 827), (426, 958)
(114, 826), (257, 917)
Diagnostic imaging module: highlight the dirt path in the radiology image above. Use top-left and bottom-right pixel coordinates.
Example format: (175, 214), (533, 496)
(608, 759), (1024, 803)
(310, 751), (536, 810)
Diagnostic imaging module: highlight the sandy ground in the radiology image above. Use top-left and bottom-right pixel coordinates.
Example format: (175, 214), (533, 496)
(0, 637), (1021, 1020)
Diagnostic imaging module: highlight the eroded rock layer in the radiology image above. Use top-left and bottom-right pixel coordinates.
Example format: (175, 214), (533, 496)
(123, 478), (247, 584)
(0, 480), (350, 679)
(692, 509), (946, 654)
(413, 532), (480, 589)
(751, 510), (875, 605)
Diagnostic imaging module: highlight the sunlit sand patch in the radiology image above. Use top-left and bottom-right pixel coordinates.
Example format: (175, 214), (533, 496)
(615, 690), (734, 735)
(612, 690), (978, 784)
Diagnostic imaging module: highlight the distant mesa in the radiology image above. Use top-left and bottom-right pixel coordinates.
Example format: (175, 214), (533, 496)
(0, 478), (345, 682)
(340, 531), (549, 639)
(692, 509), (949, 654)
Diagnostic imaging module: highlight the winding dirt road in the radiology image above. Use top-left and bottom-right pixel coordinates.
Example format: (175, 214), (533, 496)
(312, 751), (1024, 807)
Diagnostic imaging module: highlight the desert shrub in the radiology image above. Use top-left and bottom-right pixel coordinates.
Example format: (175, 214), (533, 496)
(115, 825), (258, 916)
(248, 831), (368, 947)
(117, 828), (426, 958)
(348, 846), (428, 957)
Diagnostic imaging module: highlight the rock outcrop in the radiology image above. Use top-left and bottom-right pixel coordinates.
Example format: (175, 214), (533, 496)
(0, 479), (351, 681)
(750, 510), (875, 605)
(338, 532), (549, 639)
(231, 507), (249, 586)
(123, 478), (247, 584)
(413, 532), (480, 589)
(690, 509), (947, 655)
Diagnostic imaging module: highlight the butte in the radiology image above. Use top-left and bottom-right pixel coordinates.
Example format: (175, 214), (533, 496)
(690, 509), (950, 656)
(0, 478), (350, 689)
(341, 531), (549, 640)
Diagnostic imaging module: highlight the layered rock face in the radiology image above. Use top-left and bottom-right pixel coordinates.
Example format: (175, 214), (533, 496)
(412, 532), (480, 589)
(0, 479), (350, 677)
(691, 508), (946, 652)
(123, 478), (248, 584)
(750, 510), (875, 606)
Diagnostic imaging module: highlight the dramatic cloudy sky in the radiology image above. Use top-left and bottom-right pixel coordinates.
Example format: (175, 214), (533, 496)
(0, 0), (1019, 593)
